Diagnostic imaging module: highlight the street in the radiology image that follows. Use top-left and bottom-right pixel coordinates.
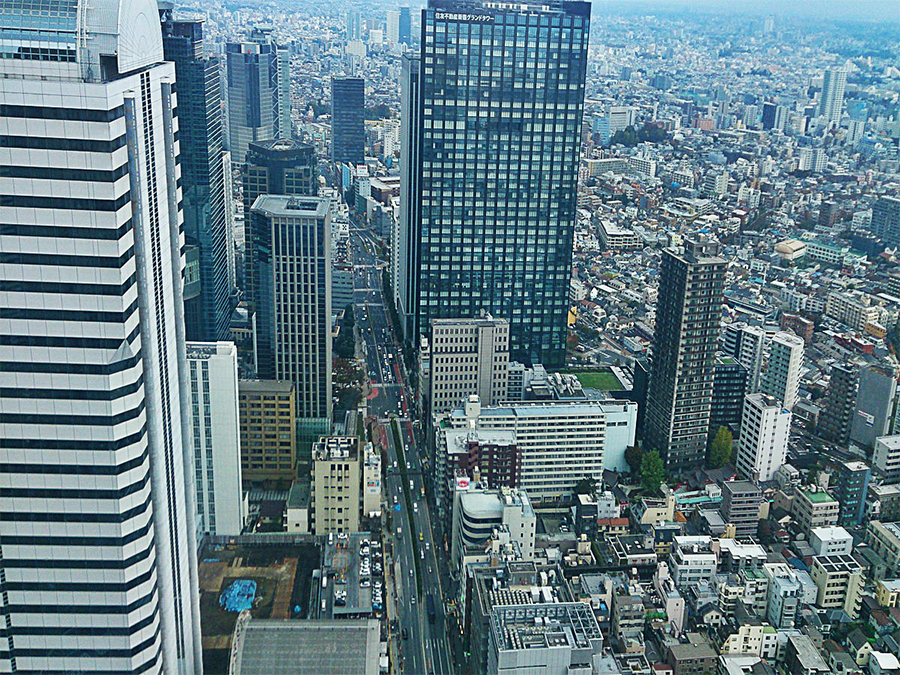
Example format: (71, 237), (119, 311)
(351, 229), (454, 675)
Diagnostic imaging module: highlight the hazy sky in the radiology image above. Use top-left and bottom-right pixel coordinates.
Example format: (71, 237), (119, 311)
(590, 0), (900, 23)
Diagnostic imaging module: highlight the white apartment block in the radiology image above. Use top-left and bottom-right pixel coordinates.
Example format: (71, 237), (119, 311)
(874, 435), (900, 483)
(763, 563), (802, 629)
(825, 290), (880, 331)
(312, 436), (361, 535)
(426, 315), (509, 415)
(440, 396), (637, 501)
(762, 331), (804, 410)
(0, 2), (203, 669)
(670, 536), (718, 589)
(737, 393), (791, 483)
(598, 220), (643, 250)
(810, 526), (853, 556)
(187, 342), (246, 538)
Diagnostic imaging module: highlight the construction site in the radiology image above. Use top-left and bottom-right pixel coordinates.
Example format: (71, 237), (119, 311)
(199, 543), (320, 674)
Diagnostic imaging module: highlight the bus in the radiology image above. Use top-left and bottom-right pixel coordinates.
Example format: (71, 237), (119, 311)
(426, 594), (436, 624)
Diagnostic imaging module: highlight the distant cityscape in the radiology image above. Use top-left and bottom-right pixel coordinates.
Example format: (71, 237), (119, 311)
(1, 0), (900, 674)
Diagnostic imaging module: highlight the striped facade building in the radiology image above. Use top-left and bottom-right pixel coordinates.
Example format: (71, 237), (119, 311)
(0, 0), (202, 672)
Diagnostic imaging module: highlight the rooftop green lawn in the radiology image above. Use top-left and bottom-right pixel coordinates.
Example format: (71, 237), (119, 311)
(575, 371), (624, 391)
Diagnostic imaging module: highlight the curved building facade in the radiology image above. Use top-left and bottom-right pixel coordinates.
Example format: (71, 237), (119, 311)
(0, 0), (202, 671)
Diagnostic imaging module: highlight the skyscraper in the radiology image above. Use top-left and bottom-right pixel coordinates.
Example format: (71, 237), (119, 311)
(248, 195), (333, 423)
(818, 363), (859, 446)
(736, 393), (791, 483)
(710, 356), (749, 438)
(818, 68), (847, 123)
(161, 5), (235, 342)
(0, 0), (202, 671)
(224, 29), (292, 163)
(399, 0), (590, 368)
(399, 6), (413, 44)
(722, 322), (765, 392)
(850, 363), (899, 450)
(242, 138), (318, 313)
(762, 331), (804, 411)
(331, 76), (366, 165)
(387, 10), (401, 44)
(644, 238), (726, 471)
(872, 195), (900, 248)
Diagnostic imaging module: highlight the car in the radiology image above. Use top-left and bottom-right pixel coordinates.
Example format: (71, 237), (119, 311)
(401, 628), (409, 640)
(360, 579), (371, 588)
(411, 595), (416, 605)
(420, 551), (425, 560)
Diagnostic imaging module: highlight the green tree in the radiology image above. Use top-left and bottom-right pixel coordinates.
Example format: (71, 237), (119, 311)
(573, 477), (598, 495)
(708, 427), (733, 469)
(640, 450), (665, 495)
(625, 445), (644, 475)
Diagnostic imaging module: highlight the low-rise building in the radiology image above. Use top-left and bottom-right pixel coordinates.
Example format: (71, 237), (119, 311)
(870, 483), (900, 522)
(809, 554), (864, 619)
(875, 579), (900, 608)
(810, 526), (853, 556)
(874, 435), (900, 484)
(598, 220), (643, 250)
(792, 487), (840, 535)
(671, 536), (718, 590)
(668, 634), (718, 675)
(785, 633), (830, 675)
(866, 521), (900, 577)
(487, 603), (603, 675)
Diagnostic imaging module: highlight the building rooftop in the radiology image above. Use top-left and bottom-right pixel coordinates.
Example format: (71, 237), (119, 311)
(489, 603), (602, 654)
(799, 487), (837, 504)
(239, 379), (294, 394)
(812, 554), (863, 573)
(810, 526), (851, 541)
(314, 436), (359, 461)
(230, 619), (379, 675)
(251, 194), (331, 219)
(723, 481), (760, 495)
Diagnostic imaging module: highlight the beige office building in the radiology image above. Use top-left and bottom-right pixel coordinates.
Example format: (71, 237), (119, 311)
(313, 437), (361, 535)
(239, 380), (297, 482)
(425, 314), (510, 415)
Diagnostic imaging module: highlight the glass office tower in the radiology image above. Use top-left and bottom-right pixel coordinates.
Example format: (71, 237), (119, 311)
(399, 0), (590, 368)
(160, 5), (235, 342)
(331, 76), (366, 165)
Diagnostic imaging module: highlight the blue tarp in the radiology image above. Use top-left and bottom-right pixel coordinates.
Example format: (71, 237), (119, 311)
(220, 579), (257, 613)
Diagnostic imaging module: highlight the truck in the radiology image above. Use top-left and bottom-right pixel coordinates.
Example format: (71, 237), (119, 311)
(426, 594), (436, 624)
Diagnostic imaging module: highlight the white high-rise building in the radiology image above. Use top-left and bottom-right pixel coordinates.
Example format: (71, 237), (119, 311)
(762, 331), (804, 410)
(0, 0), (202, 671)
(439, 397), (637, 501)
(737, 393), (792, 482)
(187, 342), (246, 538)
(386, 9), (401, 43)
(722, 322), (765, 392)
(819, 68), (847, 123)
